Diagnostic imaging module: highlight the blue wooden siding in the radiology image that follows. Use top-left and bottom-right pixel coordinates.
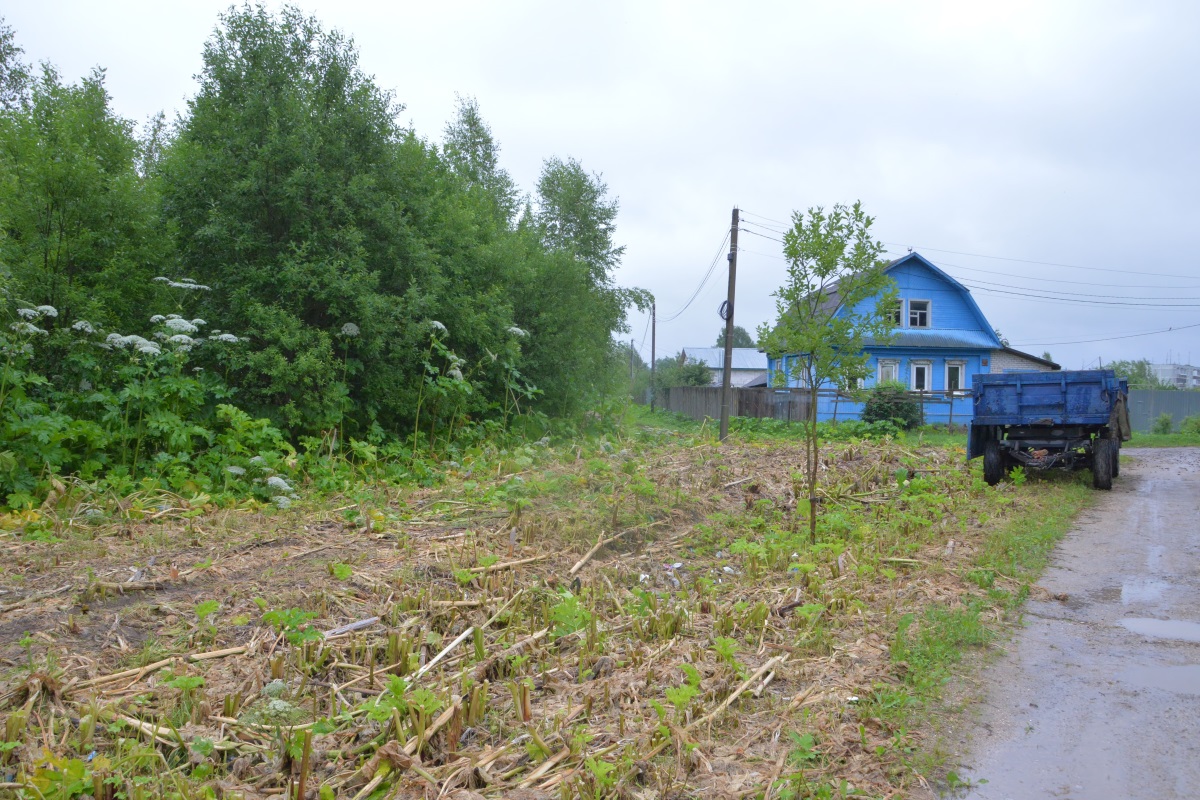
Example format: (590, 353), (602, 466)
(765, 252), (1000, 423)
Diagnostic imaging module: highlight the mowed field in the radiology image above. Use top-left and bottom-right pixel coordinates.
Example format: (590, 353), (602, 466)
(0, 421), (1095, 799)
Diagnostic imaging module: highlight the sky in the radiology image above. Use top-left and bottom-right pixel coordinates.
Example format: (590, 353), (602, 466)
(7, 1), (1200, 370)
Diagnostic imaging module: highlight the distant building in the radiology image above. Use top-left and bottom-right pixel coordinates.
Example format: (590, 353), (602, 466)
(679, 347), (769, 387)
(1150, 363), (1200, 389)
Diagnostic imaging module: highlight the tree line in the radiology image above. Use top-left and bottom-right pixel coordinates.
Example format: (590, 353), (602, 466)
(0, 6), (646, 503)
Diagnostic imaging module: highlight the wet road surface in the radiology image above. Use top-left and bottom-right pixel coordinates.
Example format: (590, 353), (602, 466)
(957, 447), (1200, 800)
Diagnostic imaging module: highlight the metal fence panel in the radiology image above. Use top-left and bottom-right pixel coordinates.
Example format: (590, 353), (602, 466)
(1127, 390), (1200, 431)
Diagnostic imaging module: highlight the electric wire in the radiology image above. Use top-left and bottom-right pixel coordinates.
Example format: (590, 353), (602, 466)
(1010, 321), (1200, 348)
(882, 241), (1198, 280)
(658, 230), (731, 323)
(739, 217), (790, 235)
(957, 281), (1200, 308)
(739, 209), (791, 227)
(738, 227), (785, 245)
(882, 249), (1200, 290)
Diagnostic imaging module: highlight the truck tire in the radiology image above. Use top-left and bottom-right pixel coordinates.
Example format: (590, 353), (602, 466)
(1092, 439), (1114, 490)
(984, 440), (1004, 486)
(1112, 439), (1120, 477)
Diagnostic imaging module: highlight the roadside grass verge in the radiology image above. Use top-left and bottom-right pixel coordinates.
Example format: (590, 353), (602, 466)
(1123, 431), (1200, 448)
(0, 408), (1096, 800)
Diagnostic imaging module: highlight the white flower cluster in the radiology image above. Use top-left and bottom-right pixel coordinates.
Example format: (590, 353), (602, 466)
(72, 320), (96, 334)
(164, 318), (202, 334)
(429, 320), (447, 334)
(340, 322), (360, 337)
(154, 277), (212, 291)
(105, 333), (162, 356)
(10, 321), (47, 336)
(507, 325), (528, 337)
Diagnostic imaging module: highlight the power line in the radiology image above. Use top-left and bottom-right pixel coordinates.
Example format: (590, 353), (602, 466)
(738, 227), (785, 245)
(958, 281), (1200, 308)
(956, 275), (1200, 301)
(883, 248), (1200, 290)
(740, 209), (791, 227)
(739, 218), (789, 235)
(658, 231), (731, 323)
(1011, 321), (1200, 347)
(739, 246), (788, 262)
(884, 241), (1198, 280)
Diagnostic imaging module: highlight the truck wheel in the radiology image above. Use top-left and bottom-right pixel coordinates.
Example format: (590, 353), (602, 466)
(984, 440), (1004, 486)
(1092, 439), (1114, 490)
(1112, 440), (1120, 477)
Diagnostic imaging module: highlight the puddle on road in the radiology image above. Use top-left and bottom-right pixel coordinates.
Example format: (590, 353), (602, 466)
(1121, 665), (1200, 695)
(1120, 617), (1200, 642)
(1120, 579), (1171, 605)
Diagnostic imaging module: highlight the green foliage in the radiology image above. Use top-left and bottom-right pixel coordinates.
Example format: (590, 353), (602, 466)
(1108, 359), (1170, 390)
(1152, 412), (1173, 435)
(862, 381), (921, 429)
(757, 202), (897, 542)
(262, 607), (321, 645)
(550, 590), (591, 640)
(715, 324), (755, 348)
(1181, 415), (1200, 435)
(653, 354), (712, 389)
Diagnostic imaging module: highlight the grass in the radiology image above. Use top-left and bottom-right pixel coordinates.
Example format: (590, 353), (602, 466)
(1124, 431), (1200, 447)
(0, 406), (1099, 799)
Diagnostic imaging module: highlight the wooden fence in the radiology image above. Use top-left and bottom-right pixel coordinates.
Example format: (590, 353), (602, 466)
(659, 386), (812, 422)
(656, 386), (971, 425)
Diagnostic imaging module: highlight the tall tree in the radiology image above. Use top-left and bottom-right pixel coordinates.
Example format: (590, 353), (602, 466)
(442, 95), (519, 225)
(0, 63), (168, 330)
(0, 17), (28, 111)
(161, 4), (437, 433)
(758, 202), (897, 542)
(716, 324), (755, 348)
(535, 157), (624, 284)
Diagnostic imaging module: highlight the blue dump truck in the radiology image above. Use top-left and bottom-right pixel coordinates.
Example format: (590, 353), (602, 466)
(967, 370), (1131, 489)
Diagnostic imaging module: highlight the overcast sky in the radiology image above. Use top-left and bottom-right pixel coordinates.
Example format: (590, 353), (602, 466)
(8, 1), (1200, 369)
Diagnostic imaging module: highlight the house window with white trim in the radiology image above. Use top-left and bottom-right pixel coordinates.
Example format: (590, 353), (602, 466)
(878, 360), (899, 384)
(946, 361), (965, 395)
(911, 361), (931, 392)
(908, 299), (930, 328)
(886, 299), (903, 326)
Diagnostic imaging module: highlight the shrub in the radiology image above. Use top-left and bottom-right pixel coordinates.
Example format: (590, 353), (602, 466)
(862, 381), (921, 429)
(1180, 415), (1200, 436)
(1151, 412), (1174, 435)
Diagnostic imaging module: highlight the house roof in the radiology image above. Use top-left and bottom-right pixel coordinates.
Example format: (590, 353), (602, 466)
(680, 347), (768, 371)
(1000, 346), (1060, 370)
(863, 329), (998, 349)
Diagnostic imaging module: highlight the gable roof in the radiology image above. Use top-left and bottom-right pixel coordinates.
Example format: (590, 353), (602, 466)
(680, 347), (768, 371)
(823, 251), (1001, 348)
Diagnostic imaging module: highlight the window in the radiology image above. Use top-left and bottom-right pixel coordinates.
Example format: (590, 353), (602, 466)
(886, 299), (903, 326)
(911, 362), (930, 392)
(908, 299), (930, 328)
(946, 361), (965, 395)
(878, 360), (899, 384)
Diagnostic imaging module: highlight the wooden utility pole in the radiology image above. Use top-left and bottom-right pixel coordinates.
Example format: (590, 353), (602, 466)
(629, 338), (635, 389)
(650, 302), (657, 411)
(718, 207), (740, 441)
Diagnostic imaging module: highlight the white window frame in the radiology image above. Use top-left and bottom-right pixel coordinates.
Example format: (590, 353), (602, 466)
(878, 359), (899, 384)
(888, 299), (904, 327)
(908, 299), (931, 328)
(945, 361), (966, 396)
(911, 361), (931, 393)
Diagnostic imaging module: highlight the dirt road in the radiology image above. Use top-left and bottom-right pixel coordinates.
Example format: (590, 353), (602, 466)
(956, 447), (1200, 799)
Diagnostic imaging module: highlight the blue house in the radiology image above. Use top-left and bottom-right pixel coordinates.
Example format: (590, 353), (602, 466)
(766, 251), (1058, 424)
